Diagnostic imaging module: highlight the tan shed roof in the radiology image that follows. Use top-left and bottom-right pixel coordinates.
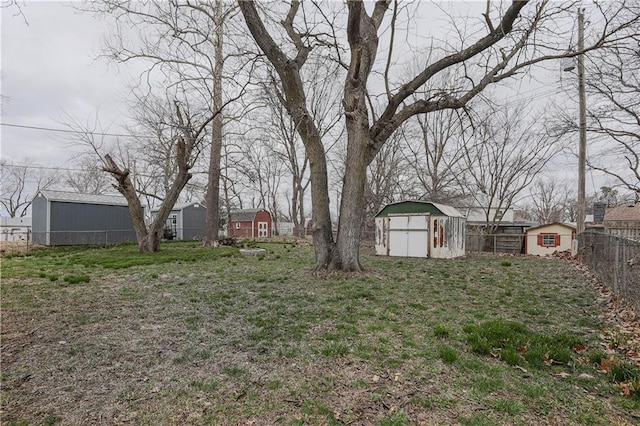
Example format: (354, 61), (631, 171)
(604, 204), (640, 221)
(526, 222), (576, 233)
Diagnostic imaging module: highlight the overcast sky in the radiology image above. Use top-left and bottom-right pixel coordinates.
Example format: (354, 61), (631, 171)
(1, 1), (138, 167)
(0, 1), (617, 201)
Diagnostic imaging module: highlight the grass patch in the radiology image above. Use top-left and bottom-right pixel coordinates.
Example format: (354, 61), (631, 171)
(63, 275), (91, 284)
(320, 342), (350, 357)
(438, 345), (459, 364)
(433, 323), (450, 338)
(2, 241), (238, 279)
(463, 319), (583, 370)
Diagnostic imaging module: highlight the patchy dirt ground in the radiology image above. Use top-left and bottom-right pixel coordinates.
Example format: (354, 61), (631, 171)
(2, 246), (640, 425)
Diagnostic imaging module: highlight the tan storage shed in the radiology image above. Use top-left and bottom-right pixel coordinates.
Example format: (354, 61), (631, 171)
(374, 201), (465, 259)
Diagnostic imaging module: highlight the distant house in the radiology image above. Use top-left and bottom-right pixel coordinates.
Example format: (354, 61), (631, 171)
(374, 201), (465, 259)
(32, 190), (136, 246)
(525, 223), (576, 256)
(227, 209), (272, 239)
(150, 202), (206, 241)
(456, 196), (534, 253)
(273, 218), (311, 236)
(0, 216), (31, 241)
(604, 203), (640, 241)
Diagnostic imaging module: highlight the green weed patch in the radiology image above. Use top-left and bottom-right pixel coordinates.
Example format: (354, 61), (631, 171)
(2, 242), (238, 279)
(63, 275), (91, 284)
(463, 319), (584, 369)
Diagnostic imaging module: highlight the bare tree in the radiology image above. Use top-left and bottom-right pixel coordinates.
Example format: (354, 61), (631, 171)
(0, 159), (58, 217)
(89, 0), (248, 246)
(364, 131), (418, 238)
(563, 26), (639, 196)
(265, 96), (311, 237)
(457, 105), (563, 243)
(63, 95), (219, 252)
(1, 0), (28, 25)
(527, 177), (571, 224)
(239, 0), (637, 271)
(404, 108), (467, 203)
(64, 156), (113, 195)
(253, 57), (343, 237)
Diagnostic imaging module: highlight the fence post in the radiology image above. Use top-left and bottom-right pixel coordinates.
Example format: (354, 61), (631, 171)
(613, 238), (619, 295)
(493, 234), (497, 254)
(592, 234), (597, 272)
(621, 239), (627, 299)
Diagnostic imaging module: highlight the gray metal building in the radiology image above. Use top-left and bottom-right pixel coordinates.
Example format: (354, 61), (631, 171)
(32, 190), (136, 246)
(150, 202), (207, 241)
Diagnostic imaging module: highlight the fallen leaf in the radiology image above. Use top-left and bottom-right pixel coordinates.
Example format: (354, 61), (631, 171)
(600, 357), (616, 373)
(619, 382), (633, 397)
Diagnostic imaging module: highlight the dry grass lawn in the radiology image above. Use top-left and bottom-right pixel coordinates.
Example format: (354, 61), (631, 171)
(1, 242), (640, 425)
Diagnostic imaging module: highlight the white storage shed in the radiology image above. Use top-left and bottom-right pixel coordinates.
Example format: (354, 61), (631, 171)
(375, 201), (466, 259)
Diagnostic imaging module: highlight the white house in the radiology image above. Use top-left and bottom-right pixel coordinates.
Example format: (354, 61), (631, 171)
(456, 194), (516, 225)
(0, 216), (31, 241)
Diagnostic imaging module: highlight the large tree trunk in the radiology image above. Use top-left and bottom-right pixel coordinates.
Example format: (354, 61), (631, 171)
(298, 181), (306, 238)
(238, 0), (335, 269)
(203, 0), (224, 248)
(104, 139), (194, 253)
(330, 1), (380, 271)
(307, 143), (334, 270)
(332, 127), (368, 272)
(103, 154), (156, 253)
(139, 231), (161, 252)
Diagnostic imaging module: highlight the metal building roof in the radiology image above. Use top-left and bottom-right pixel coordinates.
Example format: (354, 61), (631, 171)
(36, 190), (128, 206)
(149, 201), (205, 213)
(375, 200), (464, 218)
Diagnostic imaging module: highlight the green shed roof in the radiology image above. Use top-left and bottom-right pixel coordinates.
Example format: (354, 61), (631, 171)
(375, 201), (463, 218)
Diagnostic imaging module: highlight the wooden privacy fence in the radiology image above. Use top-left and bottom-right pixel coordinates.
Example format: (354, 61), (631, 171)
(466, 233), (525, 254)
(579, 230), (640, 312)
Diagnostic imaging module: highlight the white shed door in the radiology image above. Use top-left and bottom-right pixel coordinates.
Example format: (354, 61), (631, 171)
(388, 215), (429, 257)
(257, 221), (269, 237)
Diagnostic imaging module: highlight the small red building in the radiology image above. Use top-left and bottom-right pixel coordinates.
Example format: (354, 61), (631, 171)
(227, 209), (272, 238)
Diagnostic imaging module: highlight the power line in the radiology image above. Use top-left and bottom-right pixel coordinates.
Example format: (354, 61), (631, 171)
(0, 122), (149, 139)
(2, 162), (210, 176)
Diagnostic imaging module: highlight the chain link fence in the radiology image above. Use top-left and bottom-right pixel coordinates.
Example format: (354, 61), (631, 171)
(0, 225), (32, 255)
(32, 229), (138, 246)
(579, 229), (640, 311)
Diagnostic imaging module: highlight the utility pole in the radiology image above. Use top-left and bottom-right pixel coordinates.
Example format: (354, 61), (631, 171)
(577, 8), (587, 236)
